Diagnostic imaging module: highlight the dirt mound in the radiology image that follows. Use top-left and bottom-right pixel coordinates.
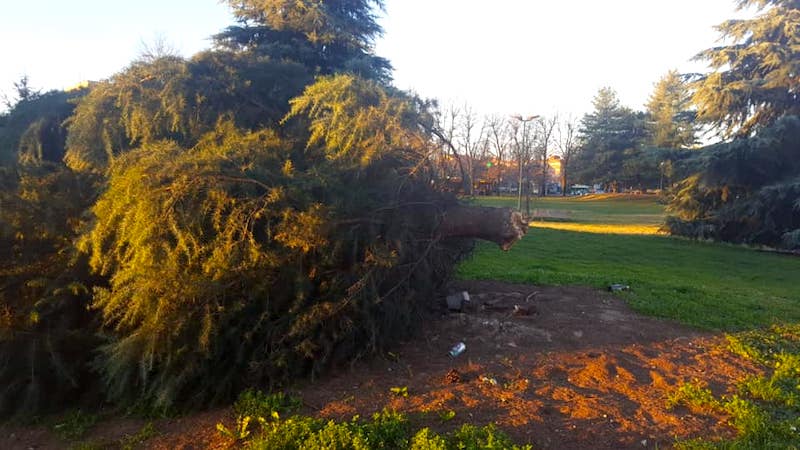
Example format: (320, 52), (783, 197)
(1, 281), (759, 449)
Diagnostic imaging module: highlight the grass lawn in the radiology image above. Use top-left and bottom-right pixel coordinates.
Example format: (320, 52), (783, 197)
(470, 194), (666, 225)
(458, 194), (800, 331)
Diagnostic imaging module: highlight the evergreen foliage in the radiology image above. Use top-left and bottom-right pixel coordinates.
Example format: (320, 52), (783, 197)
(692, 0), (800, 137)
(0, 0), (472, 417)
(645, 70), (698, 149)
(574, 87), (648, 189)
(80, 76), (468, 410)
(64, 53), (310, 174)
(0, 171), (99, 417)
(0, 89), (80, 165)
(666, 115), (800, 249)
(216, 0), (391, 82)
(0, 92), (100, 417)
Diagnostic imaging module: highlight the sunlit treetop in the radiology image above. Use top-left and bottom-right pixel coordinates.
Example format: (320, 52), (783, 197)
(693, 0), (799, 137)
(646, 70), (698, 148)
(218, 0), (391, 82)
(224, 0), (385, 49)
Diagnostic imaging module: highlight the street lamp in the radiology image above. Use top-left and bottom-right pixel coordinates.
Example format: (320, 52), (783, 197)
(511, 114), (539, 215)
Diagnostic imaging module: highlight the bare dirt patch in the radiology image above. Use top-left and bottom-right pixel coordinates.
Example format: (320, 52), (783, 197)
(1, 281), (761, 449)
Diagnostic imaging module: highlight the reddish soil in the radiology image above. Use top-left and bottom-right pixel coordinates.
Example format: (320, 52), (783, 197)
(1, 281), (761, 449)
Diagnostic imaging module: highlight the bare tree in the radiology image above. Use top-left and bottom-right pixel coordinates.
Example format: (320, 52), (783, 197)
(430, 103), (469, 191)
(458, 105), (489, 196)
(557, 115), (580, 196)
(487, 115), (511, 192)
(137, 34), (180, 62)
(510, 115), (538, 215)
(536, 114), (558, 197)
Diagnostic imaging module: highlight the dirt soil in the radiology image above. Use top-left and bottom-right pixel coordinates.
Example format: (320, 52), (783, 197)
(1, 281), (762, 449)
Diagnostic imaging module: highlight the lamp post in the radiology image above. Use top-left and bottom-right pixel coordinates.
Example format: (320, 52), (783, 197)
(511, 114), (539, 215)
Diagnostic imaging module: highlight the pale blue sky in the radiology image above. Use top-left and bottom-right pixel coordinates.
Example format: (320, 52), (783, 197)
(1, 0), (755, 117)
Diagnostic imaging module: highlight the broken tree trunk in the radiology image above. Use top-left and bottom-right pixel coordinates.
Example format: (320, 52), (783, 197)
(439, 206), (527, 251)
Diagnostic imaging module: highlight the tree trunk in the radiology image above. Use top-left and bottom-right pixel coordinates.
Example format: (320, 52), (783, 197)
(439, 205), (527, 251)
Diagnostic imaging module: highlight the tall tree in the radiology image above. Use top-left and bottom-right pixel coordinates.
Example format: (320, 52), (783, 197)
(430, 104), (469, 192)
(646, 70), (698, 148)
(536, 114), (558, 196)
(666, 116), (800, 249)
(457, 106), (488, 196)
(576, 87), (647, 190)
(217, 0), (391, 82)
(557, 115), (580, 196)
(509, 115), (538, 212)
(487, 115), (511, 190)
(692, 0), (800, 137)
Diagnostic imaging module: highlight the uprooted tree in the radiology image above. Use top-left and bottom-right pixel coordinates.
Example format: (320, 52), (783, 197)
(0, 0), (525, 416)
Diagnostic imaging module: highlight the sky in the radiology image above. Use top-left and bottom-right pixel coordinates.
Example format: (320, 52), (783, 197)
(1, 0), (756, 118)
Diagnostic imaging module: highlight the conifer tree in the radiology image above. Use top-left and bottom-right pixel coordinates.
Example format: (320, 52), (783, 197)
(693, 0), (800, 137)
(216, 0), (391, 82)
(575, 87), (647, 189)
(646, 70), (698, 148)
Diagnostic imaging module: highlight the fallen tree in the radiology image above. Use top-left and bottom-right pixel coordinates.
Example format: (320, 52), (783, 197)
(0, 1), (528, 416)
(75, 75), (527, 411)
(440, 205), (527, 250)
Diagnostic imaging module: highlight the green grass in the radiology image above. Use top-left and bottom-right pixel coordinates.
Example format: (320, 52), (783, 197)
(460, 194), (800, 446)
(470, 194), (666, 225)
(459, 196), (800, 331)
(669, 325), (800, 449)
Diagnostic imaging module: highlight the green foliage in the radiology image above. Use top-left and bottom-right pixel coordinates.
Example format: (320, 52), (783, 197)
(666, 382), (721, 413)
(246, 410), (528, 449)
(645, 70), (698, 149)
(0, 0), (462, 421)
(575, 87), (648, 188)
(410, 428), (448, 450)
(0, 89), (80, 165)
(692, 0), (800, 137)
(118, 422), (158, 450)
(361, 409), (410, 448)
(285, 74), (414, 166)
(671, 325), (800, 448)
(666, 116), (800, 249)
(64, 53), (311, 174)
(438, 410), (456, 422)
(52, 410), (98, 441)
(225, 0), (384, 48)
(234, 390), (301, 419)
(216, 0), (391, 81)
(248, 415), (326, 449)
(449, 424), (531, 450)
(217, 415), (254, 441)
(81, 76), (468, 410)
(0, 165), (100, 418)
(390, 386), (409, 397)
